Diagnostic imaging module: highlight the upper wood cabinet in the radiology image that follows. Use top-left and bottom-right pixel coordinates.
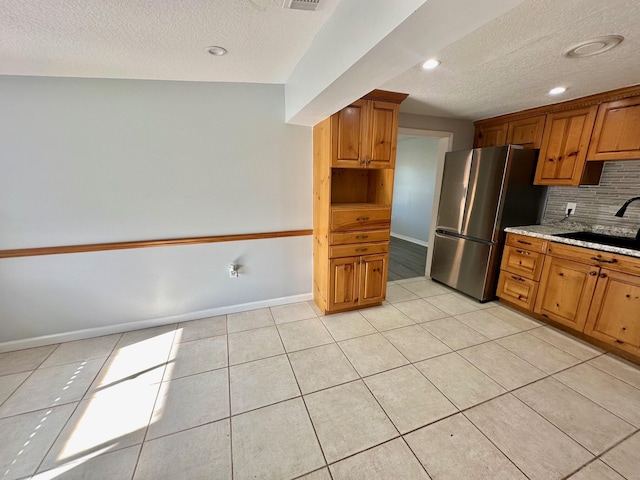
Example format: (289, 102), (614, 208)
(474, 85), (640, 186)
(333, 99), (367, 168)
(474, 122), (508, 148)
(533, 106), (597, 186)
(587, 96), (640, 161)
(474, 115), (545, 149)
(331, 99), (399, 169)
(506, 115), (546, 148)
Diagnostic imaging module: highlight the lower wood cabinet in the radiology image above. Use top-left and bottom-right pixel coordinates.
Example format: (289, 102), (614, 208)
(498, 236), (640, 361)
(328, 254), (387, 312)
(534, 256), (599, 331)
(584, 268), (640, 356)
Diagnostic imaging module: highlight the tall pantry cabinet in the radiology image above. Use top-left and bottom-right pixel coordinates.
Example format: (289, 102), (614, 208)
(313, 90), (408, 314)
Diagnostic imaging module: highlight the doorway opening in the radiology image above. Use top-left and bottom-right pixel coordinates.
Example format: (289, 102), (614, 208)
(389, 128), (453, 281)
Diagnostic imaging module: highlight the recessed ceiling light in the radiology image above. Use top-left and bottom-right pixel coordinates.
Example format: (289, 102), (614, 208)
(206, 46), (228, 56)
(422, 58), (440, 70)
(563, 35), (624, 58)
(549, 87), (567, 95)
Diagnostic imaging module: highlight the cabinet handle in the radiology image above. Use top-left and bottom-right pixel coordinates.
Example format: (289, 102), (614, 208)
(590, 257), (618, 264)
(355, 247), (369, 253)
(615, 339), (624, 344)
(589, 271), (597, 276)
(510, 275), (525, 282)
(356, 216), (370, 221)
(567, 151), (579, 157)
(515, 249), (530, 255)
(355, 235), (369, 239)
(516, 240), (532, 245)
(599, 273), (608, 278)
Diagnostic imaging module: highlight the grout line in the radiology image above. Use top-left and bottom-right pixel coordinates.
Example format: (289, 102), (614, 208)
(0, 343), (66, 411)
(30, 353), (111, 476)
(3, 307), (640, 478)
(560, 427), (639, 480)
(587, 356), (640, 393)
(271, 317), (333, 479)
(225, 314), (234, 480)
(129, 323), (179, 480)
(459, 394), (533, 480)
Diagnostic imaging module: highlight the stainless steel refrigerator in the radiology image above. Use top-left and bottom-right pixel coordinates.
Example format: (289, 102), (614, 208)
(430, 145), (547, 301)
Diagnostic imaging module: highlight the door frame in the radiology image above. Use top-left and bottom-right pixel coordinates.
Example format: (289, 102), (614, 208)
(396, 127), (454, 279)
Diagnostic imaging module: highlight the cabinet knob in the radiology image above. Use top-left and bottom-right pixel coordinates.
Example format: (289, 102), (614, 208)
(589, 271), (597, 276)
(599, 273), (607, 278)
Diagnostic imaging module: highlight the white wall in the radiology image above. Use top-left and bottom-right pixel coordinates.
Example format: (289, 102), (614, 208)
(0, 76), (312, 345)
(391, 135), (440, 244)
(399, 113), (474, 151)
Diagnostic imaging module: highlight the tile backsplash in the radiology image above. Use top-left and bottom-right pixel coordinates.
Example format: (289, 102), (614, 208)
(543, 160), (640, 229)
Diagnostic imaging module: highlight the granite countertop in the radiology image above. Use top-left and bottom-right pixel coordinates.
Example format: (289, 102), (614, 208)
(505, 222), (640, 259)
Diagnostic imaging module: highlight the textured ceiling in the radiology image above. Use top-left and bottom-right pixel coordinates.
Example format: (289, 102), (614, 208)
(0, 0), (339, 83)
(2, 0), (639, 121)
(384, 0), (640, 120)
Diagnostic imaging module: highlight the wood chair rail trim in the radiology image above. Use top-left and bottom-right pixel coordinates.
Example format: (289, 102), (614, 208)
(0, 229), (313, 259)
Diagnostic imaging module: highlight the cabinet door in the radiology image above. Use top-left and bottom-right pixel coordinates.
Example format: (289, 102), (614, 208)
(584, 269), (640, 355)
(506, 115), (545, 148)
(332, 100), (367, 168)
(534, 256), (599, 331)
(359, 254), (388, 306)
(587, 96), (640, 161)
(366, 101), (399, 169)
(474, 123), (508, 148)
(328, 257), (359, 311)
(534, 106), (597, 186)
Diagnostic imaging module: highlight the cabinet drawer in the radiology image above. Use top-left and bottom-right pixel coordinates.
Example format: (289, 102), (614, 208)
(329, 242), (389, 258)
(506, 233), (547, 253)
(330, 206), (391, 231)
(329, 230), (390, 245)
(547, 242), (617, 266)
(496, 270), (539, 311)
(501, 245), (545, 281)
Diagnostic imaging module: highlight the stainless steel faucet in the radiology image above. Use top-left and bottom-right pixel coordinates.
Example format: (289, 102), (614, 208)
(614, 196), (640, 240)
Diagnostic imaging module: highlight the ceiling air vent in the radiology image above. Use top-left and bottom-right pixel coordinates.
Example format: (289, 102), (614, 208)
(283, 0), (322, 11)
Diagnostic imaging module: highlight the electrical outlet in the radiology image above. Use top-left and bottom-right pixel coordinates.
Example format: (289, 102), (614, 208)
(229, 264), (239, 278)
(566, 202), (577, 215)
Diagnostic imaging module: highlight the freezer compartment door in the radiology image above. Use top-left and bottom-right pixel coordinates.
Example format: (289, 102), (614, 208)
(460, 146), (509, 241)
(430, 231), (498, 301)
(436, 149), (473, 234)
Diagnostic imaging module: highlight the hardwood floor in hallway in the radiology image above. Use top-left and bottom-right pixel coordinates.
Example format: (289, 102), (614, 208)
(388, 237), (427, 281)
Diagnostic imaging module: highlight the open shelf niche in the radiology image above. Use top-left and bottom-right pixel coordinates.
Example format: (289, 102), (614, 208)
(330, 168), (394, 206)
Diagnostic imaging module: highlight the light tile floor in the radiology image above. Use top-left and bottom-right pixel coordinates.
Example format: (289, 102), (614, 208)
(1, 277), (640, 479)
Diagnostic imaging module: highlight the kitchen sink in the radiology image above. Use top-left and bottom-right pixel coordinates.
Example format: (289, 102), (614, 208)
(554, 231), (640, 251)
